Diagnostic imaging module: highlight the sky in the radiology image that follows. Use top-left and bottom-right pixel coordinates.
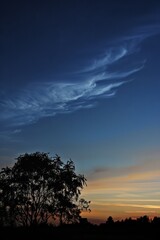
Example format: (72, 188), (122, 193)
(1, 0), (160, 224)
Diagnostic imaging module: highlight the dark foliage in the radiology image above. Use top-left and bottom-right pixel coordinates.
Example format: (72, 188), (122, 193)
(0, 217), (160, 240)
(0, 152), (90, 227)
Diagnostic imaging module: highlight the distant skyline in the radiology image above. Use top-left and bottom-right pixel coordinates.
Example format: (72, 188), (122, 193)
(1, 0), (160, 224)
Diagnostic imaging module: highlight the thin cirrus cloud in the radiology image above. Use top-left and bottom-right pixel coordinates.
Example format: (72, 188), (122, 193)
(0, 25), (159, 130)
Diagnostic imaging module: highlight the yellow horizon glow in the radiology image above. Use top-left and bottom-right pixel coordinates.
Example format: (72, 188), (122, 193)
(81, 159), (160, 223)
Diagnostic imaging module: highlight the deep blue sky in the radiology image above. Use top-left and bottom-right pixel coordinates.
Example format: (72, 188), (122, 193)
(1, 0), (160, 222)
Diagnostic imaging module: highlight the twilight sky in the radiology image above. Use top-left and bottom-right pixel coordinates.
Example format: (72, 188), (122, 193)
(1, 0), (160, 223)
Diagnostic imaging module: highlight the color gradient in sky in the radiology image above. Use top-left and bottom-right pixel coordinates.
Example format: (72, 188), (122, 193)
(1, 0), (160, 224)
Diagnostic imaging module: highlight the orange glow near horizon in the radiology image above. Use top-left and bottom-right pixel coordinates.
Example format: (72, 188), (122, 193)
(81, 159), (160, 224)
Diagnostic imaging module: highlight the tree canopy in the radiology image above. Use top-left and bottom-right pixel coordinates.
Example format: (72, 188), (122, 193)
(0, 152), (90, 227)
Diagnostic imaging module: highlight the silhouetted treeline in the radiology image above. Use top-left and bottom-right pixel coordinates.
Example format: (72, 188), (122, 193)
(1, 216), (160, 240)
(1, 152), (160, 239)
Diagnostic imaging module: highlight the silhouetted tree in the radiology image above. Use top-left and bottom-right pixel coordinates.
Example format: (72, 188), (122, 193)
(0, 152), (90, 226)
(137, 215), (150, 224)
(152, 216), (160, 225)
(106, 216), (114, 225)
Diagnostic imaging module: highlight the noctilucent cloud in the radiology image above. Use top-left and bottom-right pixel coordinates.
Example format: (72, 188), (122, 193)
(1, 0), (160, 223)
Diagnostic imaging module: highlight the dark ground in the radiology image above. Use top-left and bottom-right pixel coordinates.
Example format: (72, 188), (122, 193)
(1, 223), (160, 240)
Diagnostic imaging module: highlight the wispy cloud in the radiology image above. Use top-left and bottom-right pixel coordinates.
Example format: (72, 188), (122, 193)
(0, 24), (160, 130)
